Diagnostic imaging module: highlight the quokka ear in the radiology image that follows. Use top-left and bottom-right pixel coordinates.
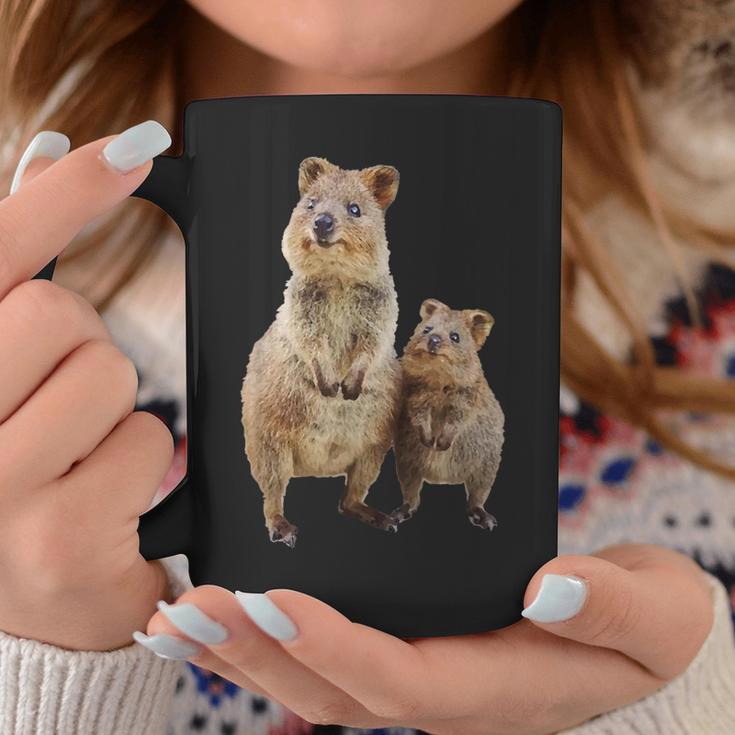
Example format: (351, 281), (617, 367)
(298, 157), (337, 195)
(463, 309), (494, 349)
(420, 298), (449, 321)
(360, 165), (400, 209)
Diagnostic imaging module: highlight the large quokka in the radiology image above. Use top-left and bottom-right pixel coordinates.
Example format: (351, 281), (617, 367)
(241, 157), (402, 547)
(392, 299), (504, 530)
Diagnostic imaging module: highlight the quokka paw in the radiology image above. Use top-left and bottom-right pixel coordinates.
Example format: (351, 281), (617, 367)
(372, 512), (399, 533)
(468, 507), (498, 531)
(434, 432), (455, 451)
(312, 361), (340, 397)
(341, 381), (362, 400)
(341, 369), (365, 401)
(418, 425), (435, 448)
(318, 381), (340, 398)
(269, 516), (299, 547)
(417, 426), (453, 451)
(340, 502), (398, 533)
(389, 503), (415, 524)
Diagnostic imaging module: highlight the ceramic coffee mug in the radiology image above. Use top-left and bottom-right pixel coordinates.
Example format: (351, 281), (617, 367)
(117, 95), (559, 636)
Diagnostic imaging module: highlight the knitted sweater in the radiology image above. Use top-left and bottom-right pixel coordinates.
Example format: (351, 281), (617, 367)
(4, 146), (735, 735)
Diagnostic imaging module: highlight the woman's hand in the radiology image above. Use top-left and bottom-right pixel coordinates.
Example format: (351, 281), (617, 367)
(0, 123), (173, 651)
(144, 543), (713, 734)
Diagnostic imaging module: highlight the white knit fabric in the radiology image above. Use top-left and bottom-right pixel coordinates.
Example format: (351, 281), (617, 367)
(0, 630), (181, 734)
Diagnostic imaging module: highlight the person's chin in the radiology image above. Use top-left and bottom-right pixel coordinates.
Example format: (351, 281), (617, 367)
(266, 40), (434, 79)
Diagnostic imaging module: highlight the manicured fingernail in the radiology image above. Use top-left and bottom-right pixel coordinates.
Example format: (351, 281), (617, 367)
(157, 600), (229, 645)
(101, 120), (171, 173)
(521, 574), (588, 623)
(132, 631), (200, 660)
(10, 131), (70, 194)
(235, 592), (298, 641)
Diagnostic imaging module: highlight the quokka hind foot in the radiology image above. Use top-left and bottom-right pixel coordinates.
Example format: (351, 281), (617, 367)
(269, 515), (299, 548)
(389, 502), (416, 525)
(467, 506), (498, 531)
(339, 500), (398, 533)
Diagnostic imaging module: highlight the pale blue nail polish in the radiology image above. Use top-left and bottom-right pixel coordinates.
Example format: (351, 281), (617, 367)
(157, 601), (229, 645)
(521, 574), (588, 623)
(10, 131), (70, 194)
(102, 120), (171, 173)
(234, 592), (298, 641)
(132, 631), (200, 660)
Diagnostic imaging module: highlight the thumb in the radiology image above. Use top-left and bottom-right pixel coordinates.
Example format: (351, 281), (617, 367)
(521, 545), (713, 680)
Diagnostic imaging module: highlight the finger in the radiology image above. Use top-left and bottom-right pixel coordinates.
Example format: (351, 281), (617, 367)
(147, 587), (382, 728)
(142, 590), (268, 699)
(0, 339), (138, 493)
(244, 590), (435, 723)
(229, 590), (661, 731)
(56, 411), (173, 519)
(12, 157), (61, 192)
(8, 131), (70, 194)
(0, 279), (110, 423)
(521, 544), (714, 679)
(0, 121), (170, 298)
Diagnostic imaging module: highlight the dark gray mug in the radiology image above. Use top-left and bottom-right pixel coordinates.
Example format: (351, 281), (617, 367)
(128, 94), (561, 637)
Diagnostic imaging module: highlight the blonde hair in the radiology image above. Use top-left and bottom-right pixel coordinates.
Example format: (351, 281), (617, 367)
(3, 0), (735, 475)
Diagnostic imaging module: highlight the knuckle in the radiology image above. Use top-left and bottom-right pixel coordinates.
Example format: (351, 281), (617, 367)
(299, 700), (352, 727)
(0, 212), (20, 286)
(81, 339), (138, 396)
(128, 411), (174, 457)
(587, 583), (640, 645)
(371, 694), (421, 722)
(7, 279), (78, 327)
(229, 648), (272, 679)
(18, 515), (83, 592)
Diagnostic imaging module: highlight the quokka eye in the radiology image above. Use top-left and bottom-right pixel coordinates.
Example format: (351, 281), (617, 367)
(347, 202), (361, 217)
(423, 326), (433, 334)
(307, 198), (316, 210)
(450, 332), (460, 343)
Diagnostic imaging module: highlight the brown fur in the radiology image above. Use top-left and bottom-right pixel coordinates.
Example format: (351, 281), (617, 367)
(241, 157), (401, 546)
(392, 299), (504, 530)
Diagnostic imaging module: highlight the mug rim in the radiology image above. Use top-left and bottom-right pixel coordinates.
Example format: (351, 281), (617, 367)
(182, 92), (561, 117)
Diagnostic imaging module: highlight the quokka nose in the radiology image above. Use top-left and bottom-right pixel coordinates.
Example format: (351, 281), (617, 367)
(313, 213), (335, 241)
(427, 334), (442, 352)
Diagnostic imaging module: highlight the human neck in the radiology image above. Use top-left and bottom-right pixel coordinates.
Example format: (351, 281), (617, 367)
(180, 7), (508, 101)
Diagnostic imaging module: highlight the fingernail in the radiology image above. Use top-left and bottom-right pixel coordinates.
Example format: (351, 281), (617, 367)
(157, 600), (229, 645)
(10, 131), (70, 195)
(132, 631), (200, 660)
(235, 592), (298, 641)
(101, 120), (171, 173)
(521, 574), (588, 623)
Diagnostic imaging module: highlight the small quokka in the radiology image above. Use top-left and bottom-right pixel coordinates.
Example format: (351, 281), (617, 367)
(241, 157), (402, 547)
(392, 299), (504, 530)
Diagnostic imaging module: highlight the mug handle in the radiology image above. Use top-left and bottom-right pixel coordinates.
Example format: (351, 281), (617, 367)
(129, 154), (196, 560)
(34, 155), (195, 560)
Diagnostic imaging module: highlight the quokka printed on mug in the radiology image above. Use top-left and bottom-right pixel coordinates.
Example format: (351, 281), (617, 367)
(240, 157), (505, 548)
